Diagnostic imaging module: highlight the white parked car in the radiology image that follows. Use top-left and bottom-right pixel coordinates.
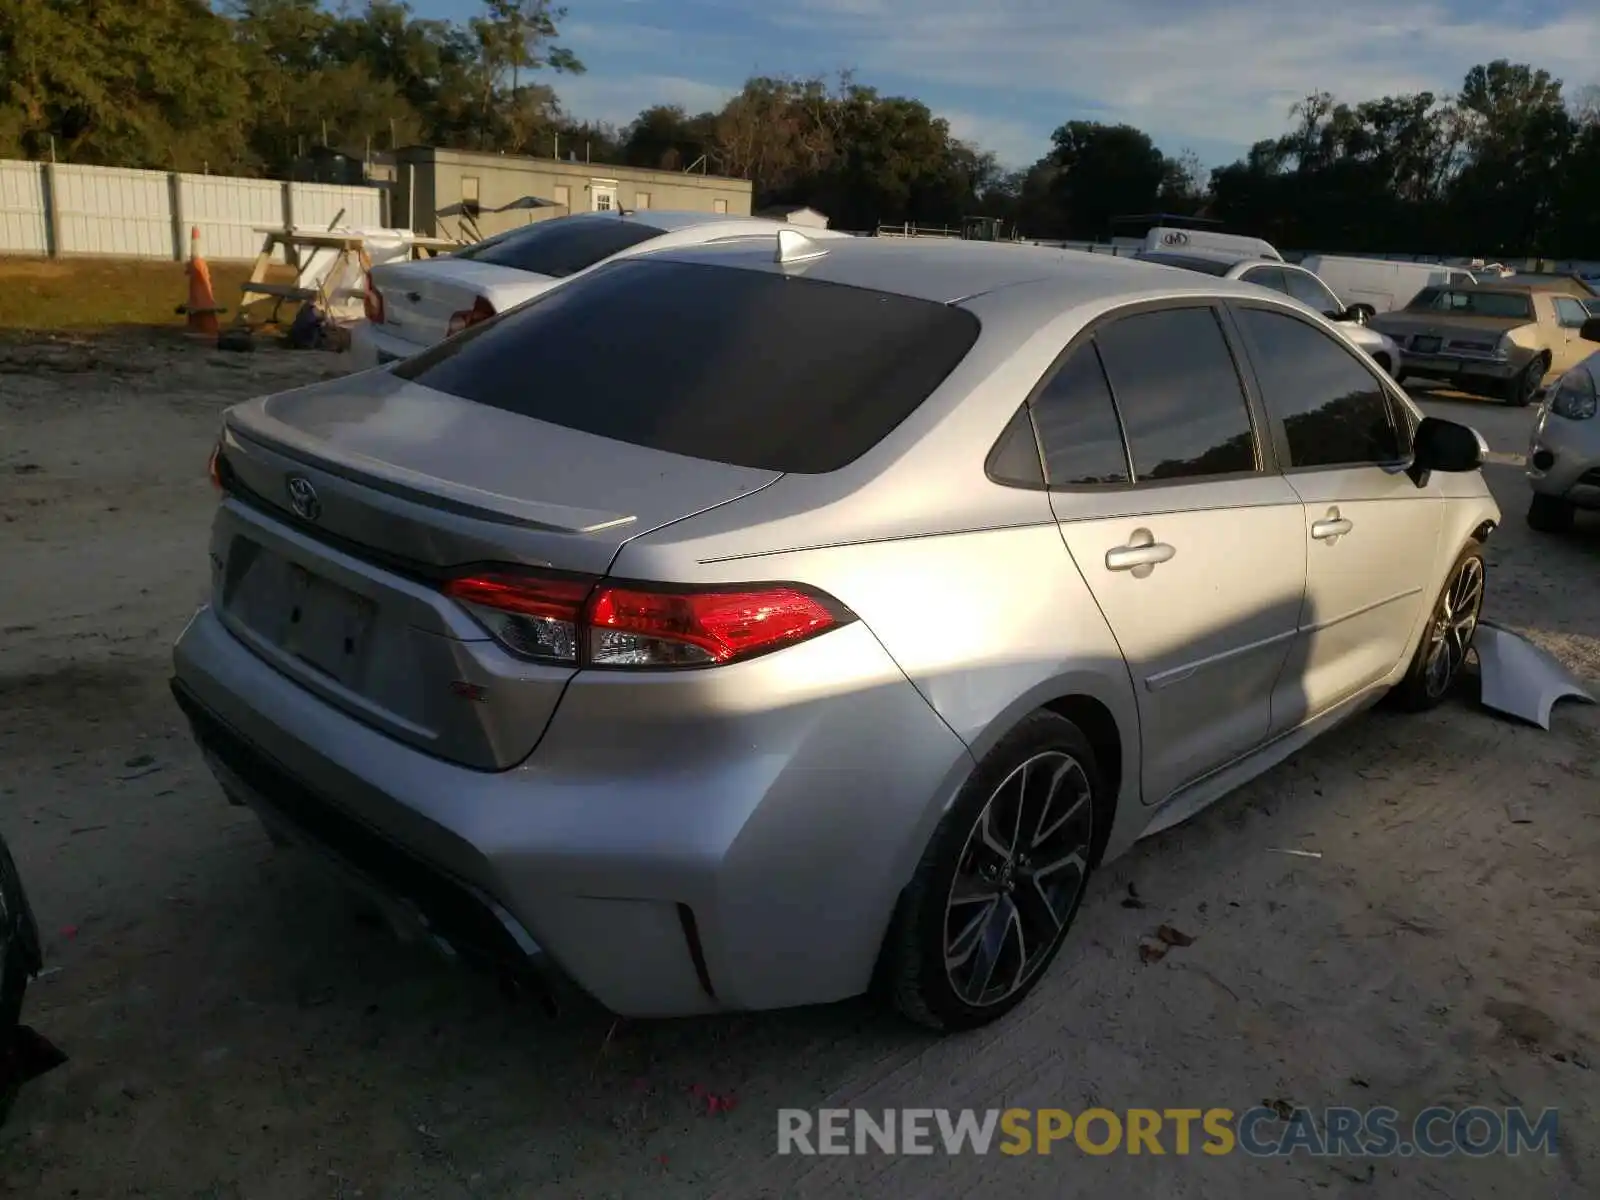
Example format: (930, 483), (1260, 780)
(350, 212), (853, 369)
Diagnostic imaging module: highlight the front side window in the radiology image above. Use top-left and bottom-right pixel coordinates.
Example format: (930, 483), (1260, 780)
(1236, 307), (1402, 468)
(1093, 307), (1259, 481)
(1028, 343), (1131, 486)
(1284, 268), (1342, 315)
(1241, 266), (1291, 295)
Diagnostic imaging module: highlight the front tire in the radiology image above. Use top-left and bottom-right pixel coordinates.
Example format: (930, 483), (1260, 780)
(886, 711), (1099, 1032)
(1391, 543), (1486, 712)
(1527, 493), (1575, 533)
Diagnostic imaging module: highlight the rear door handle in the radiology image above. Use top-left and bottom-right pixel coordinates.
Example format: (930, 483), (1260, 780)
(1312, 507), (1353, 542)
(1105, 528), (1175, 577)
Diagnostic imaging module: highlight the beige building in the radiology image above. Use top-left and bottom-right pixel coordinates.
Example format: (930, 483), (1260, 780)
(392, 146), (754, 241)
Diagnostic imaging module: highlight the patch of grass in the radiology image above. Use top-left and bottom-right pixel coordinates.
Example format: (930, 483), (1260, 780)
(0, 256), (296, 333)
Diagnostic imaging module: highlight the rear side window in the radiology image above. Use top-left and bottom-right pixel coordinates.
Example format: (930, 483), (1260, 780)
(452, 219), (666, 278)
(1236, 307), (1402, 468)
(1553, 297), (1588, 328)
(1029, 344), (1131, 485)
(1093, 307), (1259, 481)
(393, 260), (981, 473)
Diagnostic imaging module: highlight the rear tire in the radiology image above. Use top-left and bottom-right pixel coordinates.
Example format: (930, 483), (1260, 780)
(1502, 358), (1544, 407)
(886, 711), (1100, 1032)
(1527, 493), (1575, 533)
(1391, 543), (1486, 712)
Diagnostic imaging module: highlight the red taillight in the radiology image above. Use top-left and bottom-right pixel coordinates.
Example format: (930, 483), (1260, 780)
(446, 296), (496, 336)
(442, 570), (853, 669)
(363, 277), (385, 324)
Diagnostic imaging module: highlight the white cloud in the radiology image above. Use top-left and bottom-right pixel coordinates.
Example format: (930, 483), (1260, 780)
(777, 0), (1600, 155)
(556, 72), (737, 127)
(941, 109), (1047, 170)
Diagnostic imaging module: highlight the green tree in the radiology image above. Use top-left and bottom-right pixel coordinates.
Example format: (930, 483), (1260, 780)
(1042, 121), (1169, 238)
(0, 0), (255, 170)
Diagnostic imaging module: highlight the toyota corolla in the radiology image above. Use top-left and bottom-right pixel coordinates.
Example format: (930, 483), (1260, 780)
(173, 233), (1498, 1031)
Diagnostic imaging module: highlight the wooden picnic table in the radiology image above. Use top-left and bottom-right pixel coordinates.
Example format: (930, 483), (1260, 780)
(232, 227), (463, 331)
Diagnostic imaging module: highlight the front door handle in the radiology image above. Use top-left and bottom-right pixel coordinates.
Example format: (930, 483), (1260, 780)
(1312, 507), (1353, 543)
(1105, 528), (1175, 577)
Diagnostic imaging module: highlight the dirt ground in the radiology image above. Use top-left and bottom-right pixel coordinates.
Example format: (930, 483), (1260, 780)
(1, 331), (1597, 1199)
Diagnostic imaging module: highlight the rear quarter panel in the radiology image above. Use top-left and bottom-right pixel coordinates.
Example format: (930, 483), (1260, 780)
(613, 509), (1144, 887)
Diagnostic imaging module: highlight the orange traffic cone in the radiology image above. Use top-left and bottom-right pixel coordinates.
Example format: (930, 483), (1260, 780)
(179, 226), (221, 338)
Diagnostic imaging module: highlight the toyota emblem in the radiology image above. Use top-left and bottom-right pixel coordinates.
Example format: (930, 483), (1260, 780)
(286, 475), (321, 522)
(1162, 230), (1190, 247)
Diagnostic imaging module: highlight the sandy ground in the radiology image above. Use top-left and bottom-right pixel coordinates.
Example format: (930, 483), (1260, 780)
(1, 332), (1597, 1199)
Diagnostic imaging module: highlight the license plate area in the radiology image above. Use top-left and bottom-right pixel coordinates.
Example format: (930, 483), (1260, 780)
(280, 563), (376, 686)
(1411, 336), (1442, 353)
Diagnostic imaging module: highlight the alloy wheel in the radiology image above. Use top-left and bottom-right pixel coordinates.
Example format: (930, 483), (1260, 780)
(1424, 556), (1485, 699)
(943, 751), (1093, 1008)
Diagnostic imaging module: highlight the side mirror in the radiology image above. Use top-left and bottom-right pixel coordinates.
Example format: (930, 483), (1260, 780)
(1342, 303), (1375, 325)
(1581, 316), (1600, 343)
(1407, 416), (1487, 486)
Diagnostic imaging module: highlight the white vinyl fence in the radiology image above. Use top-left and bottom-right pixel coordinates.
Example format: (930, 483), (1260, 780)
(0, 159), (387, 262)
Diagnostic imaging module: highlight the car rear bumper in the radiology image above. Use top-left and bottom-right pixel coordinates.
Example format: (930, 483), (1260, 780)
(1527, 409), (1600, 507)
(1398, 353), (1519, 386)
(171, 604), (971, 1017)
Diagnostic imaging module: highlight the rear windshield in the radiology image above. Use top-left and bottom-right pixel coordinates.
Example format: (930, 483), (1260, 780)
(451, 218), (666, 278)
(1135, 251), (1233, 276)
(392, 259), (982, 473)
(1408, 288), (1533, 320)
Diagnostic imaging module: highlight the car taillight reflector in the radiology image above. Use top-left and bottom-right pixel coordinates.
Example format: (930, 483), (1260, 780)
(446, 296), (496, 336)
(441, 570), (854, 669)
(442, 572), (593, 664)
(363, 278), (385, 324)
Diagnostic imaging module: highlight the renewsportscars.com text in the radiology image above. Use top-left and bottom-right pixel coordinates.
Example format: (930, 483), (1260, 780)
(776, 1106), (1558, 1158)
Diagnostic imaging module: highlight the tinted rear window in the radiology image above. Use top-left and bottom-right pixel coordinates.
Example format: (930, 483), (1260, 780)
(1408, 288), (1533, 319)
(1135, 252), (1233, 277)
(393, 259), (982, 473)
(452, 218), (666, 278)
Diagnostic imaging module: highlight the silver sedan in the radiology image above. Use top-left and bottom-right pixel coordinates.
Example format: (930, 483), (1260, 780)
(172, 234), (1498, 1031)
(1527, 324), (1600, 531)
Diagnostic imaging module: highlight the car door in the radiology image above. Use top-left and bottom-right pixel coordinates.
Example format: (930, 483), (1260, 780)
(1550, 297), (1593, 373)
(1036, 304), (1308, 804)
(1230, 302), (1444, 732)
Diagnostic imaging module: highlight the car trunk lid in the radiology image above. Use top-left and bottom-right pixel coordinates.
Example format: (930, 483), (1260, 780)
(211, 368), (780, 769)
(370, 257), (553, 352)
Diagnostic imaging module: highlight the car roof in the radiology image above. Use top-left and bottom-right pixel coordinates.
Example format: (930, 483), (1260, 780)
(640, 234), (1270, 306)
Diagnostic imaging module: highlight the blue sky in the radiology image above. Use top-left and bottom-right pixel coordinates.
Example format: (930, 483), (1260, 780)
(414, 0), (1600, 169)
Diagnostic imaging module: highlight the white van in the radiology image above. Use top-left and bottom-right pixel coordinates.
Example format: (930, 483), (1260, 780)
(1298, 255), (1476, 314)
(1143, 227), (1282, 261)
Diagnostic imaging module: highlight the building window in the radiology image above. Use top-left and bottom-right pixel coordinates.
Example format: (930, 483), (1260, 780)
(461, 175), (480, 217)
(634, 191), (650, 210)
(713, 198), (729, 214)
(591, 183), (618, 211)
(553, 185), (570, 211)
